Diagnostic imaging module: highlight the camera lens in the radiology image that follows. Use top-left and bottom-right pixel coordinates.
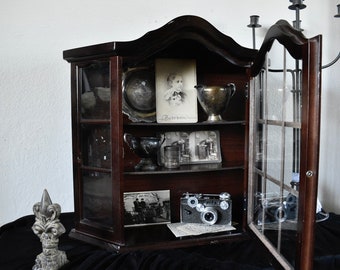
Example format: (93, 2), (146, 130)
(200, 207), (218, 225)
(205, 212), (214, 221)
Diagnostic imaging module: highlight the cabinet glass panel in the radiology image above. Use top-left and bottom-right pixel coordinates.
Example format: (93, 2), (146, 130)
(250, 41), (301, 268)
(78, 61), (110, 119)
(81, 124), (111, 169)
(82, 171), (113, 228)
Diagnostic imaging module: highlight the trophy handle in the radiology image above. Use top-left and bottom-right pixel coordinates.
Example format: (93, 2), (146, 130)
(123, 133), (138, 150)
(226, 83), (236, 97)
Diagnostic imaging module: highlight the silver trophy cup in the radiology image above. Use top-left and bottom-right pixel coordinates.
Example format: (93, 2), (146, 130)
(195, 84), (236, 122)
(124, 133), (163, 171)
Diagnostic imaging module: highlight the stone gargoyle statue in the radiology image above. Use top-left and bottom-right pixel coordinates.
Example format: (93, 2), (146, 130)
(32, 189), (68, 270)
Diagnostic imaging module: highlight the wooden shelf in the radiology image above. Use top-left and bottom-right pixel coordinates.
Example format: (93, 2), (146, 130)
(124, 120), (246, 127)
(124, 164), (244, 175)
(123, 223), (245, 251)
(69, 223), (247, 252)
(65, 15), (250, 254)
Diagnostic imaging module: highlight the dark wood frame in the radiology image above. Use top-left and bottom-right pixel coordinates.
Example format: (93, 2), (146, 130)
(63, 16), (321, 268)
(248, 20), (322, 270)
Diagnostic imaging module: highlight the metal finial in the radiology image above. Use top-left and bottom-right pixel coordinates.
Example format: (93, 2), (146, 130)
(288, 0), (306, 10)
(335, 4), (340, 18)
(288, 0), (305, 31)
(293, 20), (304, 31)
(247, 15), (261, 49)
(247, 15), (261, 28)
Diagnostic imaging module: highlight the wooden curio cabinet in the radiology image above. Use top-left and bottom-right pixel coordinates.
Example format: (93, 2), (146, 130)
(63, 16), (321, 269)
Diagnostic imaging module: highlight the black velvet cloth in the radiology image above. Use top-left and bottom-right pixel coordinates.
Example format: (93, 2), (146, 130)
(1, 212), (340, 270)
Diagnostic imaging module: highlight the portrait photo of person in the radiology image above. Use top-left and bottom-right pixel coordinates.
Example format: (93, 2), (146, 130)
(156, 59), (197, 123)
(164, 73), (186, 106)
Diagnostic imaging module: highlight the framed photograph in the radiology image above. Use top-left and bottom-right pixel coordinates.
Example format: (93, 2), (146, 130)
(124, 190), (171, 227)
(159, 130), (222, 165)
(155, 59), (197, 123)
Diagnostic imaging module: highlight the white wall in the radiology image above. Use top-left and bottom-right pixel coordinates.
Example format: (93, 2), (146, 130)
(1, 0), (339, 226)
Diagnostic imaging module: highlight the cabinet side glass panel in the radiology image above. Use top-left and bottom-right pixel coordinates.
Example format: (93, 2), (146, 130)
(250, 41), (302, 268)
(81, 124), (111, 169)
(82, 171), (113, 229)
(79, 61), (110, 119)
(77, 60), (113, 229)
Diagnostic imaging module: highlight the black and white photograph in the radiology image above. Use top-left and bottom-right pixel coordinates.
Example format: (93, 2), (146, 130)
(159, 130), (222, 165)
(124, 190), (171, 227)
(155, 59), (197, 123)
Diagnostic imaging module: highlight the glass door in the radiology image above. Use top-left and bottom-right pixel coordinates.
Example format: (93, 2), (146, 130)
(248, 21), (321, 270)
(77, 61), (114, 229)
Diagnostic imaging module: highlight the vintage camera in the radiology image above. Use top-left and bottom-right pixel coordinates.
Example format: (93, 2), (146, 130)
(180, 192), (232, 225)
(255, 192), (298, 224)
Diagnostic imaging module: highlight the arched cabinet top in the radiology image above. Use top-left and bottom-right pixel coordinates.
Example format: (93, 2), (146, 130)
(251, 19), (321, 76)
(63, 15), (257, 68)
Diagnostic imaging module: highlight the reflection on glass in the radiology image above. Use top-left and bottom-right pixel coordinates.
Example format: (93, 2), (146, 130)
(81, 125), (111, 169)
(266, 125), (282, 180)
(251, 41), (302, 267)
(79, 61), (110, 119)
(254, 190), (297, 226)
(267, 71), (283, 121)
(284, 127), (296, 187)
(82, 171), (113, 228)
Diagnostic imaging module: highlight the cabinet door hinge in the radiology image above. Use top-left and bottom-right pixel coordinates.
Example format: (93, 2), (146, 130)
(243, 196), (248, 211)
(245, 83), (249, 100)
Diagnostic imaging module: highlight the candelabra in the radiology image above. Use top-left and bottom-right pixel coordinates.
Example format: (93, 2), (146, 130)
(247, 0), (334, 222)
(290, 0), (339, 68)
(247, 15), (261, 49)
(247, 1), (340, 67)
